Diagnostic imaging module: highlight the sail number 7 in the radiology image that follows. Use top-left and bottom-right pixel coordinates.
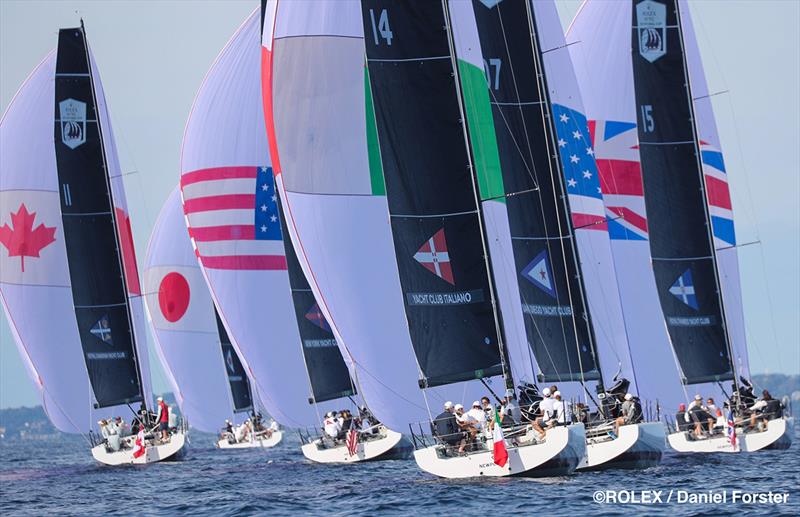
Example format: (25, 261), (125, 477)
(369, 9), (393, 46)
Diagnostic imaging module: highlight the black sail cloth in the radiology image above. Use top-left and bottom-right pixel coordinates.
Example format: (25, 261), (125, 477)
(361, 0), (504, 387)
(54, 26), (144, 408)
(630, 0), (733, 384)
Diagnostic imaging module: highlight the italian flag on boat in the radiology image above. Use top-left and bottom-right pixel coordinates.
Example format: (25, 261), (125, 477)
(493, 409), (508, 467)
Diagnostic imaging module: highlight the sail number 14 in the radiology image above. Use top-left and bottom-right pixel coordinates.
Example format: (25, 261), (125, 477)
(369, 9), (393, 46)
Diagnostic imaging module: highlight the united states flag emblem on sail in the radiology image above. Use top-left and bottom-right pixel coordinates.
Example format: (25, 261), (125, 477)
(180, 166), (287, 270)
(588, 120), (736, 246)
(552, 104), (606, 231)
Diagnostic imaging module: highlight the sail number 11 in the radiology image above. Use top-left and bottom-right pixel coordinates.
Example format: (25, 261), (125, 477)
(369, 9), (393, 46)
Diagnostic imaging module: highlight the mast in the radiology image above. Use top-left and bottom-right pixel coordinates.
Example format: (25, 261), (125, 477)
(452, 0), (603, 393)
(442, 0), (513, 391)
(630, 0), (736, 389)
(54, 23), (145, 409)
(524, 2), (605, 394)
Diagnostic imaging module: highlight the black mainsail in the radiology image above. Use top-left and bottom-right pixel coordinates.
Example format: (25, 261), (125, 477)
(466, 0), (601, 384)
(54, 25), (144, 408)
(361, 0), (505, 388)
(278, 195), (356, 404)
(631, 0), (733, 384)
(216, 310), (253, 413)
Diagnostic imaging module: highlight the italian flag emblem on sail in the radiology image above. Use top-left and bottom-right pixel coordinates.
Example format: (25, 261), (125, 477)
(492, 408), (508, 467)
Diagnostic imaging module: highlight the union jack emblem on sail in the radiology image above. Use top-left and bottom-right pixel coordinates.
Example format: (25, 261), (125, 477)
(727, 410), (737, 449)
(413, 228), (454, 285)
(588, 120), (737, 246)
(180, 166), (287, 270)
(552, 104), (606, 232)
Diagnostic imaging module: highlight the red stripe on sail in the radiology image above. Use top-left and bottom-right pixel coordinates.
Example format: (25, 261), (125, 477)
(262, 47), (283, 176)
(704, 175), (732, 210)
(607, 206), (648, 233)
(199, 254), (287, 270)
(572, 213), (608, 231)
(181, 166), (257, 187)
(183, 194), (254, 214)
(190, 225), (255, 242)
(596, 159), (643, 196)
(115, 207), (141, 295)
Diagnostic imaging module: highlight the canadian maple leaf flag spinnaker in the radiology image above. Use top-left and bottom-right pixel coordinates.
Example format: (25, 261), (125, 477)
(132, 428), (146, 459)
(493, 409), (508, 467)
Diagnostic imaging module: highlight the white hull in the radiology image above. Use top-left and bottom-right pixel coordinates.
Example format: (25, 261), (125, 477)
(668, 417), (792, 453)
(413, 424), (586, 479)
(91, 429), (186, 466)
(217, 430), (283, 449)
(301, 427), (409, 464)
(578, 422), (665, 470)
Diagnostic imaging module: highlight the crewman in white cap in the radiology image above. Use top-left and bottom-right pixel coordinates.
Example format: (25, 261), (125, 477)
(532, 387), (555, 438)
(467, 400), (486, 432)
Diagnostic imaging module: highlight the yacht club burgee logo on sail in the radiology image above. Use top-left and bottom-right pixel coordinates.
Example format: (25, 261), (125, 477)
(636, 0), (667, 63)
(58, 98), (87, 149)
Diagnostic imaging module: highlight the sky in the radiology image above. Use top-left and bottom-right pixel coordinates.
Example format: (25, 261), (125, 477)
(1, 1), (798, 408)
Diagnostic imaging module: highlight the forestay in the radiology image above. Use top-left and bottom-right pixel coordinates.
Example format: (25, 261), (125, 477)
(143, 187), (241, 433)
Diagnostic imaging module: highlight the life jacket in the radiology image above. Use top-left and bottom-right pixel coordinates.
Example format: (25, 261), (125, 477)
(159, 401), (169, 423)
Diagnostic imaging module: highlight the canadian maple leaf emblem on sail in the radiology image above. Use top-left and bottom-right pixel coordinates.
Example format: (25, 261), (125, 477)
(0, 204), (57, 272)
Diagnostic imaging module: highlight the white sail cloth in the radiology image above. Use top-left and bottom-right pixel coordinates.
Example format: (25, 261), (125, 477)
(567, 0), (749, 409)
(144, 187), (236, 433)
(180, 10), (323, 428)
(263, 0), (487, 430)
(0, 49), (151, 433)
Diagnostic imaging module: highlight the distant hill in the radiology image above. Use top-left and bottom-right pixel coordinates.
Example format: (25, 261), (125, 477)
(0, 392), (178, 440)
(751, 373), (800, 401)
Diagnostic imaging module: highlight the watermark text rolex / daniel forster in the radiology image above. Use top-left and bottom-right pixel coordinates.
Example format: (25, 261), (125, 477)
(592, 489), (790, 505)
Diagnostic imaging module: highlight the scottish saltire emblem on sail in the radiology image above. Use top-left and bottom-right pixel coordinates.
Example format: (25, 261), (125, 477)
(58, 98), (87, 149)
(669, 269), (698, 310)
(305, 302), (332, 332)
(413, 228), (454, 285)
(636, 0), (667, 63)
(90, 314), (113, 345)
(181, 166), (287, 270)
(552, 105), (606, 230)
(521, 249), (556, 298)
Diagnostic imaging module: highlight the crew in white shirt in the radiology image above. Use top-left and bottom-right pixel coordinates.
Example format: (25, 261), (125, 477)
(552, 391), (570, 424)
(532, 387), (555, 438)
(323, 411), (340, 439)
(467, 401), (486, 432)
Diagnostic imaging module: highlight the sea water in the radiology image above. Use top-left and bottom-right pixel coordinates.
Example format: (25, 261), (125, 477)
(0, 426), (797, 516)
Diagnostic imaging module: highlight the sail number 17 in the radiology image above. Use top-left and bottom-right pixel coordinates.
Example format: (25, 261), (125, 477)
(369, 9), (393, 46)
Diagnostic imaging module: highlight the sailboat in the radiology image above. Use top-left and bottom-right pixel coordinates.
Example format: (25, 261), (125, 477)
(356, 0), (591, 479)
(0, 23), (185, 465)
(142, 187), (282, 449)
(261, 0), (474, 438)
(447, 0), (664, 471)
(569, 0), (791, 453)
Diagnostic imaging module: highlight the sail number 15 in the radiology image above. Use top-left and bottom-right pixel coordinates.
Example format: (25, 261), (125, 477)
(369, 9), (393, 46)
(640, 104), (655, 133)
